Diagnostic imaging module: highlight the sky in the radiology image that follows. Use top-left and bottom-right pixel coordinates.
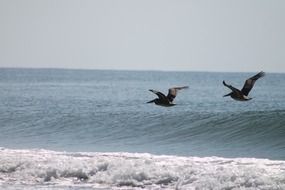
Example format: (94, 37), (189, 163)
(0, 0), (284, 73)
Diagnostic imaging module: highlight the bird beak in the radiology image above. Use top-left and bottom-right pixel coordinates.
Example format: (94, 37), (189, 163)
(223, 93), (231, 97)
(147, 99), (155, 103)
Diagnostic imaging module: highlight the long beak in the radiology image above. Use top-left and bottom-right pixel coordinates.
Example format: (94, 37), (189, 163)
(147, 99), (155, 103)
(223, 92), (231, 97)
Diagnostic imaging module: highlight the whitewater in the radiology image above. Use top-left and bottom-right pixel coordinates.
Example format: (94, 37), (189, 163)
(0, 148), (285, 190)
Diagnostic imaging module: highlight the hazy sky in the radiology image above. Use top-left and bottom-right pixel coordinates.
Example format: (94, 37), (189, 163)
(0, 0), (284, 72)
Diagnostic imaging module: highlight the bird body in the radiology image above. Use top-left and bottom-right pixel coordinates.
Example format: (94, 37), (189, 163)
(224, 91), (252, 101)
(223, 71), (265, 101)
(147, 86), (188, 106)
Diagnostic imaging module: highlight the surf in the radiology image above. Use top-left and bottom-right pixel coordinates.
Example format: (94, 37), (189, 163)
(0, 147), (285, 189)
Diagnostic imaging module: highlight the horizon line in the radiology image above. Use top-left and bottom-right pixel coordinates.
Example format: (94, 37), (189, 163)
(0, 66), (283, 74)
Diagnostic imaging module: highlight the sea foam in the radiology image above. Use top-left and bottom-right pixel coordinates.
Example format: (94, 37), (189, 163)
(0, 148), (285, 190)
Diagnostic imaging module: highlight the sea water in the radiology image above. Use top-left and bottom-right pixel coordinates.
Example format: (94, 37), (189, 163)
(0, 68), (284, 189)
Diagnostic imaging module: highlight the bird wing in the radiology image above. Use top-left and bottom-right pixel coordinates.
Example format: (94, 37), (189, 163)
(223, 81), (240, 93)
(167, 86), (189, 102)
(149, 89), (168, 101)
(241, 71), (265, 96)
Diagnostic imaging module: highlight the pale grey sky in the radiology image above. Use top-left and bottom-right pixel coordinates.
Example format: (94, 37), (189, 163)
(0, 0), (284, 72)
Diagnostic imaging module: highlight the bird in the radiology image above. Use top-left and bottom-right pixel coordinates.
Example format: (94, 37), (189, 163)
(223, 71), (265, 101)
(147, 86), (189, 106)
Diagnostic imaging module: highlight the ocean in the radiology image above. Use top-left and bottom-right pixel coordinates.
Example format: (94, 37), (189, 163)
(0, 68), (285, 189)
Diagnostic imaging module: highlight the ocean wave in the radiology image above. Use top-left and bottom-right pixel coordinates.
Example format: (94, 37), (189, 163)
(132, 109), (285, 159)
(1, 109), (285, 159)
(0, 148), (285, 190)
(170, 110), (285, 142)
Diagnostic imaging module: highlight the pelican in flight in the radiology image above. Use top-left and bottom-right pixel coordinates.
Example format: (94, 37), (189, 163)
(147, 86), (189, 106)
(223, 71), (265, 101)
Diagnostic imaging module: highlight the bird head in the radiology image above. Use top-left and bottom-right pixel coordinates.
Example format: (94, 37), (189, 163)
(243, 95), (252, 101)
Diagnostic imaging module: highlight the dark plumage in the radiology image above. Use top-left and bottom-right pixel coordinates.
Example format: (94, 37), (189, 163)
(223, 71), (265, 101)
(147, 86), (189, 106)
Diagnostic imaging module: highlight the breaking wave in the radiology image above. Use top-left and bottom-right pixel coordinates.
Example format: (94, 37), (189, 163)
(0, 148), (285, 190)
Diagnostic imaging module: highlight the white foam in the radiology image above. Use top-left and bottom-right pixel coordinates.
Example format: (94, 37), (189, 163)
(0, 148), (285, 189)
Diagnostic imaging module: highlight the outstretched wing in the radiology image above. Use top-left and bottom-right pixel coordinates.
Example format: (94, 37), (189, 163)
(149, 89), (168, 101)
(223, 81), (240, 93)
(241, 71), (265, 96)
(167, 86), (189, 102)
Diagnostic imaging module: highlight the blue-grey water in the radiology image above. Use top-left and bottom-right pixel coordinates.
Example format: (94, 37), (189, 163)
(0, 68), (285, 160)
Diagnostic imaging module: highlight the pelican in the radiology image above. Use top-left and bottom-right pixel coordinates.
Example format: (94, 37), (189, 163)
(223, 71), (265, 101)
(147, 86), (189, 106)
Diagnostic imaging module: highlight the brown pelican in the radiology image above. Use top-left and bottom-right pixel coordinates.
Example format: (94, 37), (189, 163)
(147, 86), (189, 106)
(223, 71), (265, 101)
